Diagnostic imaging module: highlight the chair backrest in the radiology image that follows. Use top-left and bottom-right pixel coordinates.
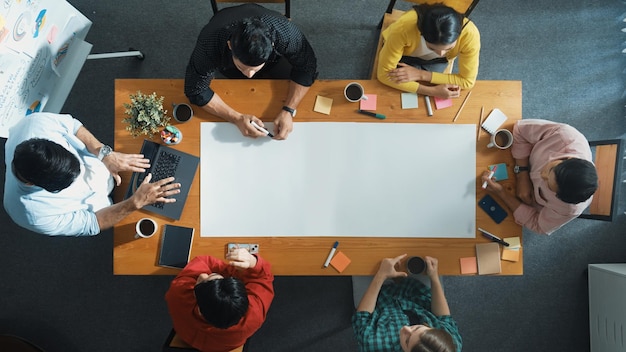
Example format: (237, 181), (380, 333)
(163, 329), (244, 352)
(385, 0), (480, 17)
(210, 0), (290, 18)
(579, 139), (624, 221)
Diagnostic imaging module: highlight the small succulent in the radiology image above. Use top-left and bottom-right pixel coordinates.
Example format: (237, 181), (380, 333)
(122, 91), (171, 138)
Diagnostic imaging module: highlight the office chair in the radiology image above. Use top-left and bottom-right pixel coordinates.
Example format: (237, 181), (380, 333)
(0, 335), (45, 352)
(579, 139), (624, 221)
(163, 329), (244, 352)
(371, 0), (480, 79)
(210, 0), (290, 18)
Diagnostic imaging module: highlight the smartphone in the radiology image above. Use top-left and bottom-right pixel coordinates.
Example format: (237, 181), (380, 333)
(227, 243), (259, 254)
(478, 194), (508, 224)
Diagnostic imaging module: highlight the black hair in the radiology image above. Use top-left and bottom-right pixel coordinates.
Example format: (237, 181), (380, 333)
(13, 138), (80, 192)
(410, 328), (456, 352)
(414, 3), (463, 45)
(194, 277), (249, 329)
(553, 158), (598, 204)
(230, 17), (273, 66)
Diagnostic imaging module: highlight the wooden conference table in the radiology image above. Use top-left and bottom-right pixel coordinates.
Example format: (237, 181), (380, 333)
(113, 78), (523, 276)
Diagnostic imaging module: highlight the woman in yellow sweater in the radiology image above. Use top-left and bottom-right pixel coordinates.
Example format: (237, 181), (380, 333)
(377, 3), (480, 99)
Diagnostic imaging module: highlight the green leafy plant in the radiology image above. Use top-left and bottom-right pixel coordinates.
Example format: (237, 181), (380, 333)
(122, 91), (171, 137)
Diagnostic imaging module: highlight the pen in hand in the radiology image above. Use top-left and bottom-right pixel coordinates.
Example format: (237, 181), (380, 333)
(250, 121), (274, 138)
(482, 165), (497, 189)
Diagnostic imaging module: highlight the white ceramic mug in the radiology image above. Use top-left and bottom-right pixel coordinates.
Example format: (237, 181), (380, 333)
(487, 129), (513, 149)
(344, 82), (368, 102)
(135, 218), (158, 239)
(172, 103), (193, 123)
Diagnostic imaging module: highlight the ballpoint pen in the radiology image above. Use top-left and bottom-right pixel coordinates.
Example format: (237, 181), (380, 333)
(478, 227), (510, 247)
(357, 110), (386, 120)
(482, 164), (497, 189)
(250, 121), (274, 138)
(323, 241), (339, 267)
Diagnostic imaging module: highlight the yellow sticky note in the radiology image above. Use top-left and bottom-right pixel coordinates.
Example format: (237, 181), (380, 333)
(314, 95), (333, 115)
(503, 237), (521, 249)
(501, 248), (520, 262)
(330, 251), (351, 273)
(459, 257), (478, 275)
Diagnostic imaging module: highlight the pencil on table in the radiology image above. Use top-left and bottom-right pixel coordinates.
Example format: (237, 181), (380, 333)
(477, 106), (484, 141)
(452, 90), (472, 122)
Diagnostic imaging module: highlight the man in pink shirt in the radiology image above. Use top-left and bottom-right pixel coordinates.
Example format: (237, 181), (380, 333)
(481, 119), (598, 235)
(165, 248), (274, 352)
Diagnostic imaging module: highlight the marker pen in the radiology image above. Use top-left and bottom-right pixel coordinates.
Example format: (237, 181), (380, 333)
(357, 110), (386, 120)
(482, 165), (498, 189)
(424, 96), (433, 116)
(250, 121), (274, 138)
(323, 241), (339, 267)
(478, 227), (510, 247)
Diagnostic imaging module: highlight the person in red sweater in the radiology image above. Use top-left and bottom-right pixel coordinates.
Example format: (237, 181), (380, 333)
(165, 248), (274, 352)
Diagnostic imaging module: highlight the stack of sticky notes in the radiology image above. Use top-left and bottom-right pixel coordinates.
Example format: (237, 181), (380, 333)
(475, 242), (502, 275)
(459, 256), (478, 275)
(330, 251), (351, 273)
(489, 163), (509, 181)
(501, 236), (521, 262)
(314, 95), (333, 115)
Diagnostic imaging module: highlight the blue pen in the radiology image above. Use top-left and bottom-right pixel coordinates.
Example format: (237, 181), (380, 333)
(323, 241), (339, 267)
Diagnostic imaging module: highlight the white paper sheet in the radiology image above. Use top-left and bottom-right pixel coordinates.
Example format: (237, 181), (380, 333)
(200, 122), (476, 238)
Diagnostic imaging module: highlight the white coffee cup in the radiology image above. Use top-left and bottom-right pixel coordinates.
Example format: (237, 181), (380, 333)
(487, 129), (514, 149)
(344, 82), (368, 102)
(135, 218), (158, 239)
(172, 103), (193, 123)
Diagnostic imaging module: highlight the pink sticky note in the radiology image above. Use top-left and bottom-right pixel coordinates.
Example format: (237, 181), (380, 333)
(359, 94), (377, 111)
(434, 97), (453, 110)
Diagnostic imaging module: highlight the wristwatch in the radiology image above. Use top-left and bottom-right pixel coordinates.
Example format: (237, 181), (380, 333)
(98, 144), (113, 161)
(282, 105), (296, 117)
(514, 165), (529, 174)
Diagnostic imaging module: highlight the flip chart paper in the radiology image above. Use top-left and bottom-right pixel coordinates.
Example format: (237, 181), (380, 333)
(200, 122), (476, 238)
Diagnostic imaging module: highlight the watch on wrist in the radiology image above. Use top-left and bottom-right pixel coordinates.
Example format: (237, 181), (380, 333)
(98, 145), (113, 161)
(514, 165), (529, 174)
(282, 105), (296, 117)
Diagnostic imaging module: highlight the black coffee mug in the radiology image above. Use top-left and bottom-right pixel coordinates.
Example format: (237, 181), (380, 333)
(406, 256), (426, 275)
(172, 103), (193, 123)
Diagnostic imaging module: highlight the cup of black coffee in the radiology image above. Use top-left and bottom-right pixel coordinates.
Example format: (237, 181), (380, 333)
(406, 256), (426, 275)
(344, 82), (368, 102)
(172, 103), (193, 123)
(135, 218), (157, 239)
(487, 128), (513, 149)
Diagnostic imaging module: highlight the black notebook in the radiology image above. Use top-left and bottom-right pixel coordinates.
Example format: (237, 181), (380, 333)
(158, 225), (194, 269)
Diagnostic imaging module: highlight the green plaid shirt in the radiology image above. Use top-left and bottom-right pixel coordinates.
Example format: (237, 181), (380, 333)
(352, 279), (462, 352)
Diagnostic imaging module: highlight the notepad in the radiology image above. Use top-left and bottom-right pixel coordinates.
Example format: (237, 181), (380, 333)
(489, 163), (509, 181)
(460, 257), (478, 275)
(330, 251), (351, 273)
(476, 242), (501, 275)
(501, 236), (521, 262)
(401, 92), (419, 109)
(481, 108), (508, 134)
(158, 225), (194, 269)
(434, 97), (453, 110)
(360, 94), (377, 111)
(313, 95), (333, 115)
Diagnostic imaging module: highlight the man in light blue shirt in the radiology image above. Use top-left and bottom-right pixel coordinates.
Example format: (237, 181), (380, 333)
(4, 113), (181, 236)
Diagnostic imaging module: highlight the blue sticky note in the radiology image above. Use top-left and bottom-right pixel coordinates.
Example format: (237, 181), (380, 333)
(401, 92), (419, 109)
(489, 163), (508, 181)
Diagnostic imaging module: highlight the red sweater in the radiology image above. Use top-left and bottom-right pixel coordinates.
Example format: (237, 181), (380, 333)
(165, 255), (274, 352)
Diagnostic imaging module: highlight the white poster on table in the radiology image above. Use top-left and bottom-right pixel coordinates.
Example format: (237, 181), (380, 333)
(200, 122), (476, 238)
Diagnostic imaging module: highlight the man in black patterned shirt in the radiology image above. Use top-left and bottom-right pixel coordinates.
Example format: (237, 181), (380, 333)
(184, 3), (318, 140)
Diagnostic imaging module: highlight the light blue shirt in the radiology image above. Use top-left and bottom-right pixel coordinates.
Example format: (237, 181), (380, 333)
(4, 113), (113, 236)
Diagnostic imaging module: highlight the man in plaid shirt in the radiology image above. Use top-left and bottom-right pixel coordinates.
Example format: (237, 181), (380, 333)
(352, 254), (461, 352)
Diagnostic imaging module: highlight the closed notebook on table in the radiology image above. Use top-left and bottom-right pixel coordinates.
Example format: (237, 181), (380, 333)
(476, 242), (502, 275)
(158, 225), (194, 269)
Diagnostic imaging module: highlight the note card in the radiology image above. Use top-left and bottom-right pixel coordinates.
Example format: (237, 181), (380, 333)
(460, 257), (478, 275)
(481, 108), (508, 134)
(401, 92), (419, 109)
(503, 237), (521, 249)
(489, 163), (509, 181)
(360, 94), (377, 111)
(314, 95), (333, 115)
(330, 251), (351, 273)
(476, 242), (501, 275)
(434, 97), (453, 110)
(501, 248), (520, 262)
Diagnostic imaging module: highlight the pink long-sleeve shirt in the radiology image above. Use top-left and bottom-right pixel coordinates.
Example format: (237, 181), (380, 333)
(510, 119), (593, 235)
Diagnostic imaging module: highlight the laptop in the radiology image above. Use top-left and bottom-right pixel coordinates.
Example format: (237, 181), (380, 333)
(125, 140), (199, 220)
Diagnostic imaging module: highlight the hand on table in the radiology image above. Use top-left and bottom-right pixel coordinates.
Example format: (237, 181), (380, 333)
(273, 110), (293, 140)
(226, 247), (258, 269)
(424, 256), (439, 280)
(131, 173), (181, 208)
(481, 170), (503, 192)
(430, 84), (461, 99)
(103, 152), (150, 186)
(375, 254), (408, 281)
(235, 114), (267, 139)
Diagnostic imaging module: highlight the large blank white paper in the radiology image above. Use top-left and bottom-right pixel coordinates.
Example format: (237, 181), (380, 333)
(200, 122), (475, 238)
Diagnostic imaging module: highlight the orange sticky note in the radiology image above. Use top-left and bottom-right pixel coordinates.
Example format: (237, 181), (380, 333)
(359, 94), (377, 111)
(459, 257), (478, 275)
(501, 248), (520, 262)
(330, 251), (351, 273)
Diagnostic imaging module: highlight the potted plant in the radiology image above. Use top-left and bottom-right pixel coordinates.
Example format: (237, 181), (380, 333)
(122, 91), (171, 138)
